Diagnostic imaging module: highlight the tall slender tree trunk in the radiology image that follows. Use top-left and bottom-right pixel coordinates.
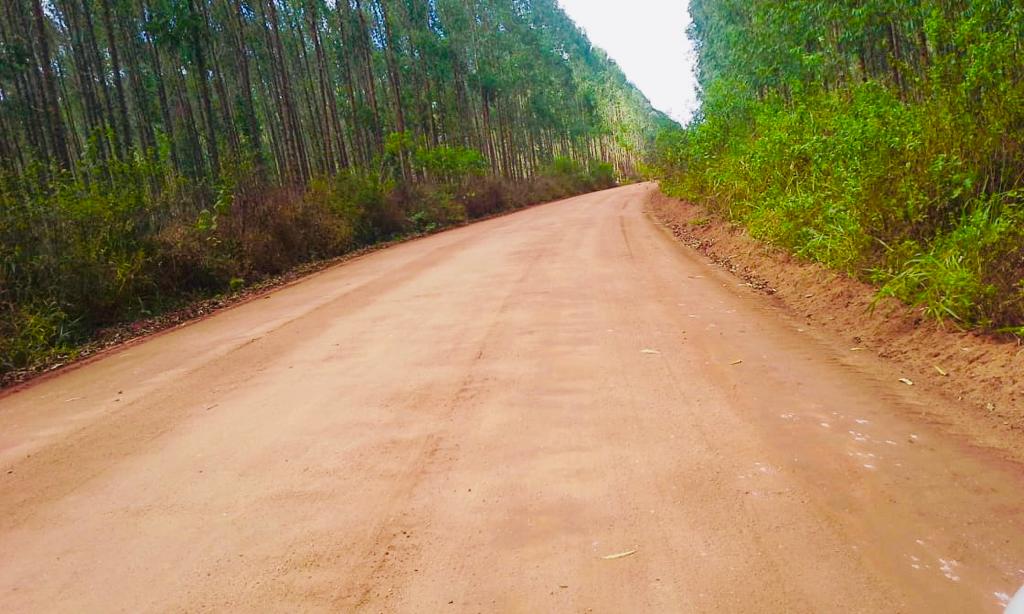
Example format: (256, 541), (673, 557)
(188, 0), (221, 173)
(378, 0), (409, 179)
(229, 0), (263, 165)
(80, 0), (121, 158)
(100, 0), (132, 154)
(144, 24), (179, 171)
(263, 0), (308, 182)
(31, 0), (70, 168)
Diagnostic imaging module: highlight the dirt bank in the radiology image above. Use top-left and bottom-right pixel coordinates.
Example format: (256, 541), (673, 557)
(646, 186), (1023, 460)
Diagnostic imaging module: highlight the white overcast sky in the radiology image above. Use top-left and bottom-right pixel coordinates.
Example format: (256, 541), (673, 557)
(558, 0), (699, 124)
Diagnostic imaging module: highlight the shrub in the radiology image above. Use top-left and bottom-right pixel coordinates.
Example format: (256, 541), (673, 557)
(657, 78), (1024, 330)
(0, 146), (623, 377)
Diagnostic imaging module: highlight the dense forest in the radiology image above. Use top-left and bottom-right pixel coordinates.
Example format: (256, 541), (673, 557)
(0, 0), (667, 375)
(656, 1), (1023, 332)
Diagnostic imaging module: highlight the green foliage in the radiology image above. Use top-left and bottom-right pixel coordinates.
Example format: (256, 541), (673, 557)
(0, 302), (80, 374)
(540, 157), (618, 194)
(657, 1), (1024, 331)
(587, 162), (617, 190)
(413, 145), (488, 185)
(0, 141), (619, 376)
(0, 0), (667, 377)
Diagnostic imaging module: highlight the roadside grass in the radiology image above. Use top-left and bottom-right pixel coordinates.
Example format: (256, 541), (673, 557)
(0, 153), (620, 379)
(657, 81), (1024, 334)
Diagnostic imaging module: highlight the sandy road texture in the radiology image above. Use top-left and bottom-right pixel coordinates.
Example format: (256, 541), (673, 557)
(1, 184), (1022, 613)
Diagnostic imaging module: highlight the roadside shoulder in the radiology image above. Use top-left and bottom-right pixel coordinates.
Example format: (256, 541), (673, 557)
(645, 186), (1023, 459)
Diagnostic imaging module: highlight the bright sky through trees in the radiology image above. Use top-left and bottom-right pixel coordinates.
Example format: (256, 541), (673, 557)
(559, 0), (698, 124)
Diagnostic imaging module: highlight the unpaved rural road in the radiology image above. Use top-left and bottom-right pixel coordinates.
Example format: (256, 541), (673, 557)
(1, 184), (1022, 612)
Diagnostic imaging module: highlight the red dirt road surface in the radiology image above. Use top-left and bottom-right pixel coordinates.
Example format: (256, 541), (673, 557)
(1, 184), (1022, 612)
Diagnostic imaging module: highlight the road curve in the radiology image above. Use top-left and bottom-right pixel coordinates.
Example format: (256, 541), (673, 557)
(1, 184), (1021, 612)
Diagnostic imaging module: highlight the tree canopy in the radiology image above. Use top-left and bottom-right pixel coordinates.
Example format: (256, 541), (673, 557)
(0, 0), (666, 183)
(0, 0), (670, 376)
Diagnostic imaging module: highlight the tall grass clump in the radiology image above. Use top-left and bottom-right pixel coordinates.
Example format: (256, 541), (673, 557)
(656, 2), (1024, 333)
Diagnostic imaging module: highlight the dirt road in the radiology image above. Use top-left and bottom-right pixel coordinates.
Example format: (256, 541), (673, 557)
(1, 184), (1022, 612)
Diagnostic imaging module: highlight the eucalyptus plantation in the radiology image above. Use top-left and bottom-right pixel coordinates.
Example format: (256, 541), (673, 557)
(0, 0), (668, 374)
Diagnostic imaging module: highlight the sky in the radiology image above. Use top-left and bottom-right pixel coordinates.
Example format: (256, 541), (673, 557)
(557, 0), (699, 125)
